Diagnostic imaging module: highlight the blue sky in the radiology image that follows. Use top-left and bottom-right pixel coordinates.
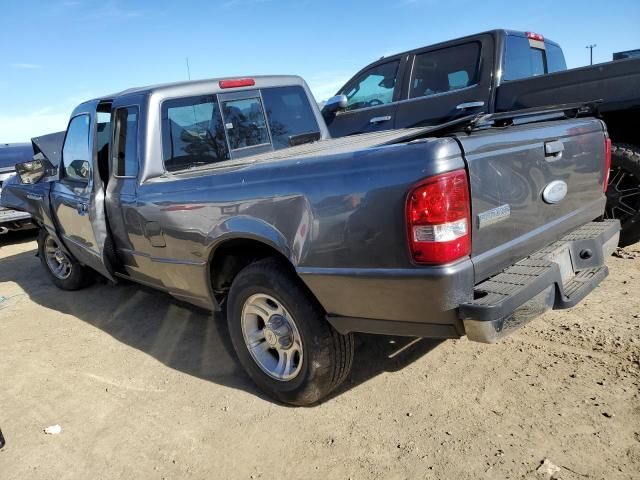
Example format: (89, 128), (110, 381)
(1, 0), (638, 142)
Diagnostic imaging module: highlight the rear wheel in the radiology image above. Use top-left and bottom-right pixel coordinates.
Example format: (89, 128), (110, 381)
(37, 229), (94, 290)
(227, 258), (354, 405)
(605, 144), (640, 247)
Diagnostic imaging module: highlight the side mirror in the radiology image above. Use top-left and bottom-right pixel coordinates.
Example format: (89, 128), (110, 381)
(67, 159), (91, 182)
(15, 153), (57, 185)
(323, 94), (348, 115)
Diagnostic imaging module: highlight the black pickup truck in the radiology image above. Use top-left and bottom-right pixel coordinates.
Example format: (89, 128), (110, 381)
(322, 29), (640, 246)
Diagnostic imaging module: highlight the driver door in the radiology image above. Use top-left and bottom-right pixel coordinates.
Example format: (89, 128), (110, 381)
(325, 58), (406, 138)
(50, 107), (115, 281)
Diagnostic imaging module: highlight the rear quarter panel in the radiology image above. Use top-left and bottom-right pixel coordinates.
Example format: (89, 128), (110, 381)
(132, 138), (466, 270)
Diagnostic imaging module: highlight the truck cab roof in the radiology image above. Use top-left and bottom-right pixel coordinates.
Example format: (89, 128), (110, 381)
(357, 29), (561, 75)
(76, 75), (309, 110)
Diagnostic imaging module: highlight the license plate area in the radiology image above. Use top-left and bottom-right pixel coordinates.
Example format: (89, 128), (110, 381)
(545, 246), (575, 285)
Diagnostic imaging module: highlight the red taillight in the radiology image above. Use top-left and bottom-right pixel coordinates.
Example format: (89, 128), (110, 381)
(406, 169), (471, 265)
(219, 78), (255, 89)
(526, 31), (544, 41)
(603, 137), (612, 192)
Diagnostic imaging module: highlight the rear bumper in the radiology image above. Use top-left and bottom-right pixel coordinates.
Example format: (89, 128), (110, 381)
(460, 220), (619, 343)
(319, 220), (618, 340)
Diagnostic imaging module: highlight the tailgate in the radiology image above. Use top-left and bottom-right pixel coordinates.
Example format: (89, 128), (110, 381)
(456, 118), (608, 283)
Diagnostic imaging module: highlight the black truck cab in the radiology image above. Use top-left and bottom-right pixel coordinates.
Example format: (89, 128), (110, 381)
(323, 29), (640, 246)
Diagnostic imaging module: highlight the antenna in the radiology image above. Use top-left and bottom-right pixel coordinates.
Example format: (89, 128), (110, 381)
(185, 57), (191, 80)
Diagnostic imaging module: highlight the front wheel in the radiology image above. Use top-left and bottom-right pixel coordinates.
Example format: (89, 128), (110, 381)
(37, 229), (94, 290)
(606, 144), (640, 247)
(227, 258), (354, 406)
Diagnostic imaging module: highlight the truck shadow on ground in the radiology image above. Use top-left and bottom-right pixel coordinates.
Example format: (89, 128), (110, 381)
(0, 240), (443, 406)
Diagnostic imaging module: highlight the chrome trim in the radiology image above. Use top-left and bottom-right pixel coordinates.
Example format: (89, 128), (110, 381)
(369, 115), (392, 124)
(544, 140), (565, 155)
(456, 101), (485, 110)
(477, 204), (511, 229)
(541, 180), (568, 204)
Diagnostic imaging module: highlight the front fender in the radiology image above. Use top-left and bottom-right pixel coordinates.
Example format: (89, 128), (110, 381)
(0, 175), (74, 256)
(1, 175), (53, 228)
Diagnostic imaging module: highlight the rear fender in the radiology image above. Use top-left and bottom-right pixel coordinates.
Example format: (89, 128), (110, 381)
(207, 216), (294, 264)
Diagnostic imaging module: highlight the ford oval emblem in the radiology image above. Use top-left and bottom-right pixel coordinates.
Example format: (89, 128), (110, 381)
(542, 180), (568, 204)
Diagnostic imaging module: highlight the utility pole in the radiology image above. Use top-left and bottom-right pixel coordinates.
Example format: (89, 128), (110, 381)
(586, 44), (597, 65)
(185, 57), (191, 80)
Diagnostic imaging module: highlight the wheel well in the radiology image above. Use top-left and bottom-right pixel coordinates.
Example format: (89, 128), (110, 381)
(209, 238), (294, 304)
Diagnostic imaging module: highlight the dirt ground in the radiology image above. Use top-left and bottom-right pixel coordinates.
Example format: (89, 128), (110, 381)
(0, 231), (638, 480)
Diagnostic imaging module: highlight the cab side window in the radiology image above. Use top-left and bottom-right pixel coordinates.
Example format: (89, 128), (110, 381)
(340, 60), (400, 111)
(409, 43), (481, 99)
(62, 114), (91, 182)
(113, 106), (139, 177)
(162, 95), (230, 172)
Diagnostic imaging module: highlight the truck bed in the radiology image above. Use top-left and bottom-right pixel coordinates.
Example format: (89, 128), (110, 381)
(169, 124), (462, 174)
(495, 57), (640, 115)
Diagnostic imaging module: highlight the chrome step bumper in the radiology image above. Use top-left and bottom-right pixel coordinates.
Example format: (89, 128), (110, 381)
(460, 220), (620, 343)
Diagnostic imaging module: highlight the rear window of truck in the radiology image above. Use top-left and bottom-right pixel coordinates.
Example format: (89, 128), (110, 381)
(502, 36), (567, 81)
(161, 86), (320, 172)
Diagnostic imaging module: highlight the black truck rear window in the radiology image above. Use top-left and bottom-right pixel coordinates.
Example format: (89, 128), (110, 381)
(502, 36), (567, 81)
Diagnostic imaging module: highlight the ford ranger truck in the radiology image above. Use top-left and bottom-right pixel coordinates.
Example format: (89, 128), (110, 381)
(1, 75), (619, 405)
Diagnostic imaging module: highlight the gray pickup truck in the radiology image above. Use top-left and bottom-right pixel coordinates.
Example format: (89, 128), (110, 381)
(0, 75), (618, 405)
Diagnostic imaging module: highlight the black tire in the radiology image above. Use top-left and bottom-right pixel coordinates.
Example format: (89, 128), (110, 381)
(227, 258), (354, 406)
(607, 144), (640, 247)
(37, 229), (94, 290)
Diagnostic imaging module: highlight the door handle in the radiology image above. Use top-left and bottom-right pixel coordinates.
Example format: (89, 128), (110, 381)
(545, 140), (564, 161)
(456, 101), (485, 110)
(369, 115), (392, 124)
